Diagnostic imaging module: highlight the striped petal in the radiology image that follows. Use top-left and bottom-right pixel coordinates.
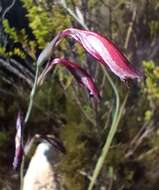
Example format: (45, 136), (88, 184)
(38, 58), (100, 101)
(60, 28), (142, 80)
(13, 112), (24, 170)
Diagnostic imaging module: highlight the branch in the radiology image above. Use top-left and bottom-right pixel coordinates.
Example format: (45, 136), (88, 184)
(2, 0), (16, 20)
(0, 57), (33, 86)
(124, 122), (153, 159)
(60, 0), (89, 30)
(124, 7), (137, 49)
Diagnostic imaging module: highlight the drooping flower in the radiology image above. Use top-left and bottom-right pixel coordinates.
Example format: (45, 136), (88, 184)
(38, 58), (100, 101)
(59, 28), (142, 80)
(13, 112), (24, 170)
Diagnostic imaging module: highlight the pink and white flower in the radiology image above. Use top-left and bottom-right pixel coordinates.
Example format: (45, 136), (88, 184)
(13, 112), (24, 170)
(38, 58), (100, 101)
(60, 28), (142, 80)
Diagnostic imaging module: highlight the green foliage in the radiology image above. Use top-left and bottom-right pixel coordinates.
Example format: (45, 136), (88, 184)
(3, 19), (18, 42)
(0, 132), (8, 147)
(21, 0), (72, 47)
(0, 47), (6, 56)
(144, 110), (153, 122)
(143, 60), (159, 100)
(60, 121), (91, 190)
(2, 19), (27, 58)
(149, 20), (159, 39)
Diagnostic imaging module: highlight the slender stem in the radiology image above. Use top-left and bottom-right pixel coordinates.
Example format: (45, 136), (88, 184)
(101, 66), (120, 109)
(124, 6), (136, 49)
(88, 67), (120, 190)
(137, 145), (159, 161)
(24, 65), (39, 123)
(2, 0), (16, 20)
(88, 91), (128, 190)
(20, 64), (40, 189)
(60, 0), (88, 30)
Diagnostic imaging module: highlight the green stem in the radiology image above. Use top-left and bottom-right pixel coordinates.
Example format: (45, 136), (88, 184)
(101, 66), (120, 113)
(24, 65), (39, 124)
(20, 64), (40, 190)
(88, 66), (120, 190)
(88, 93), (128, 190)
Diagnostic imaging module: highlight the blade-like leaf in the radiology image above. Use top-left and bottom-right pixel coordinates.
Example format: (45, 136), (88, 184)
(38, 58), (100, 101)
(13, 112), (24, 170)
(60, 28), (142, 80)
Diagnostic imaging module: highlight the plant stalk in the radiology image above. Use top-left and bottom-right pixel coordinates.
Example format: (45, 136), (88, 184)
(88, 66), (120, 190)
(88, 91), (128, 190)
(24, 65), (39, 123)
(20, 64), (40, 190)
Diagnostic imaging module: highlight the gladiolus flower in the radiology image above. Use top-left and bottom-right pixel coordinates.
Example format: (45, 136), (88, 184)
(59, 28), (142, 80)
(38, 58), (100, 101)
(13, 112), (24, 170)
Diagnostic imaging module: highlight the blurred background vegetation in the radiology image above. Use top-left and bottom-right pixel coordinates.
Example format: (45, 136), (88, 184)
(0, 0), (159, 189)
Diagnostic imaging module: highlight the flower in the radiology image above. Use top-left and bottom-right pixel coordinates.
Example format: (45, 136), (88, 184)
(38, 58), (100, 101)
(13, 112), (24, 170)
(60, 28), (142, 80)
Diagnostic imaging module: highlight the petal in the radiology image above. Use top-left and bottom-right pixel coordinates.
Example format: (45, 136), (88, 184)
(61, 28), (142, 80)
(13, 112), (24, 170)
(38, 58), (100, 101)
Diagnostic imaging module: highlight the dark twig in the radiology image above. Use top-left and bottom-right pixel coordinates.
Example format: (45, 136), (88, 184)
(124, 6), (137, 49)
(2, 0), (16, 20)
